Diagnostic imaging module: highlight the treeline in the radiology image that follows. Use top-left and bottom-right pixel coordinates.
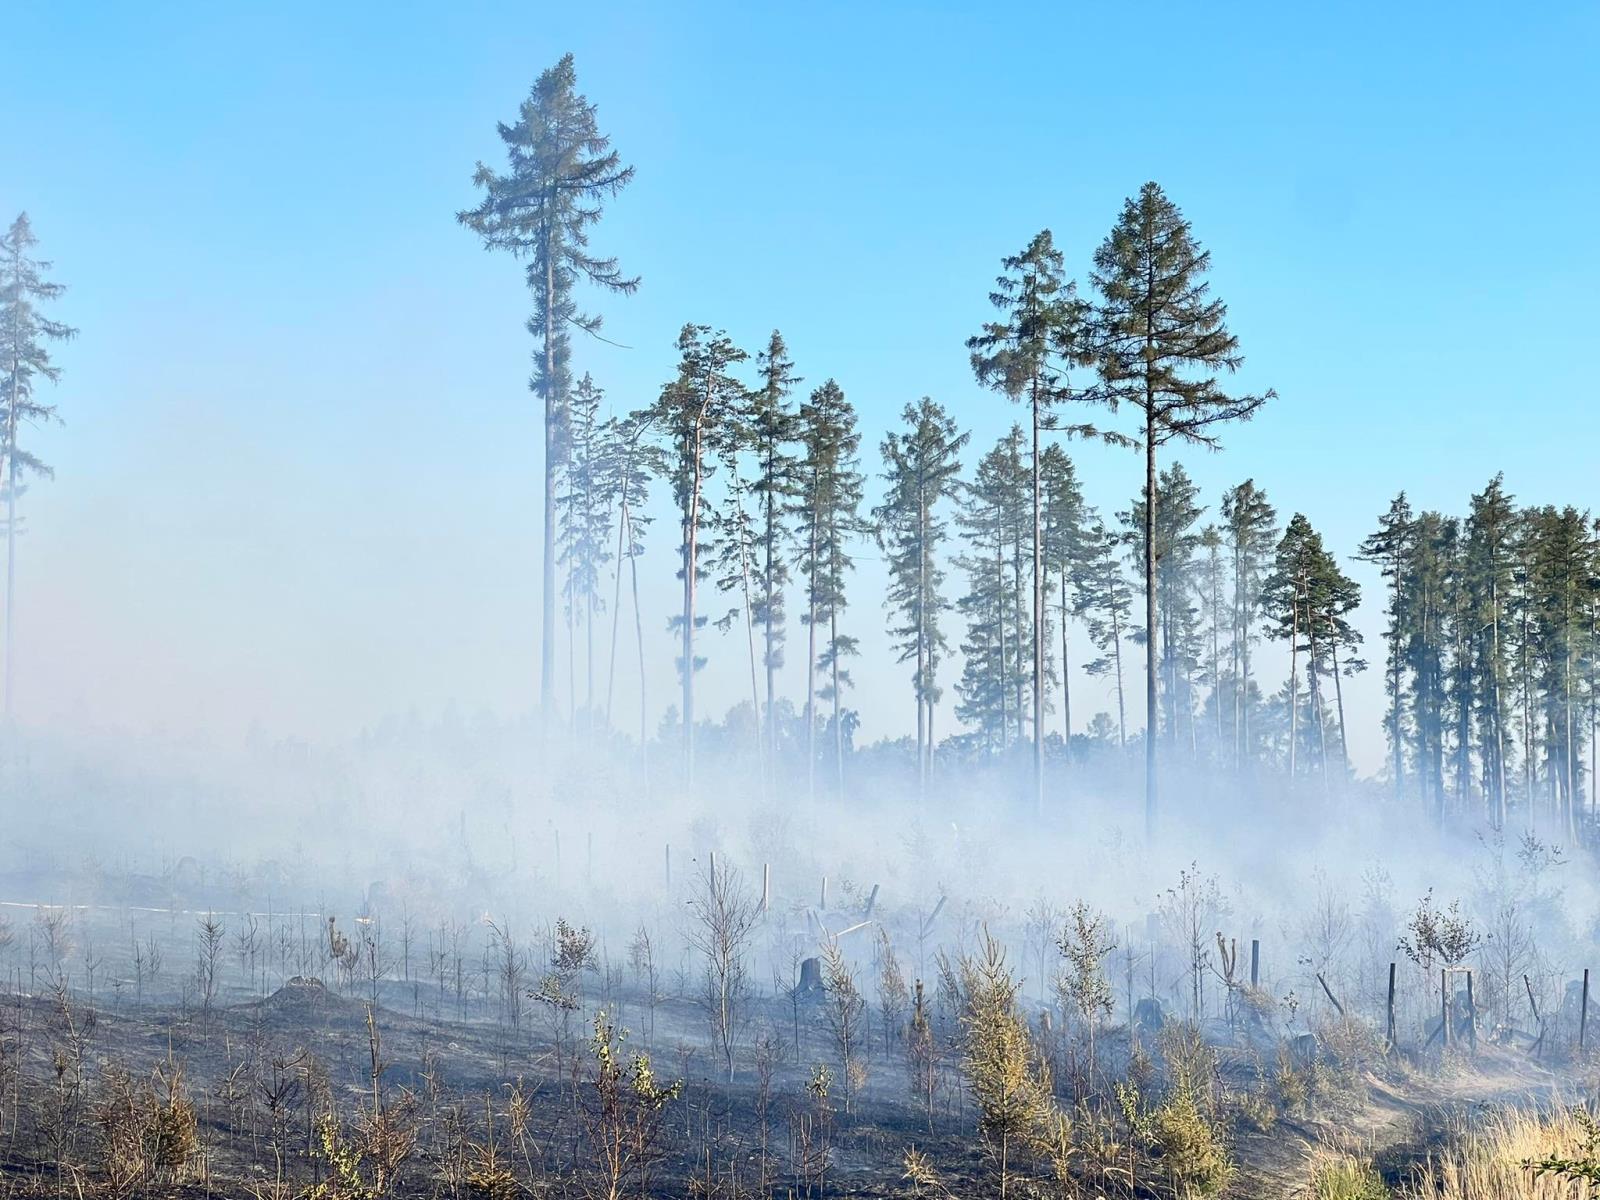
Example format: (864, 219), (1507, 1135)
(461, 56), (1291, 830)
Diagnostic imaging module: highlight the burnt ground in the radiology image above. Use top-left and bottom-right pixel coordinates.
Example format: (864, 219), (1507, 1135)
(0, 969), (1585, 1199)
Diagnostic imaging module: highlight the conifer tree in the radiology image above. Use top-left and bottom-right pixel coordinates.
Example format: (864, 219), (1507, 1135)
(1357, 494), (1418, 801)
(1074, 519), (1133, 750)
(458, 54), (637, 734)
(1220, 480), (1278, 770)
(969, 231), (1106, 813)
(0, 213), (74, 720)
(557, 373), (612, 726)
(794, 380), (864, 798)
(875, 398), (967, 796)
(1039, 445), (1089, 757)
(751, 332), (802, 773)
(601, 413), (659, 759)
(1091, 183), (1272, 835)
(650, 325), (748, 782)
(956, 430), (1033, 754)
(1464, 475), (1517, 827)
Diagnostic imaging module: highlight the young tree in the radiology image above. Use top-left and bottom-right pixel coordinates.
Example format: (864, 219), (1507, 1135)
(969, 231), (1106, 814)
(650, 325), (748, 782)
(1091, 182), (1273, 835)
(458, 54), (637, 736)
(684, 857), (759, 1082)
(0, 214), (74, 719)
(875, 398), (967, 796)
(751, 332), (803, 775)
(794, 379), (864, 799)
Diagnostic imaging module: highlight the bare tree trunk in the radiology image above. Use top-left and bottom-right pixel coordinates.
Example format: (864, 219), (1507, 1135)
(1031, 395), (1044, 817)
(1143, 416), (1158, 837)
(541, 242), (557, 740)
(628, 508), (649, 792)
(806, 521), (818, 806)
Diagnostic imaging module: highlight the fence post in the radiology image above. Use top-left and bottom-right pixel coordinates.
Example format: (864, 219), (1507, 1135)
(1386, 962), (1397, 1049)
(1250, 939), (1260, 989)
(1582, 968), (1590, 1052)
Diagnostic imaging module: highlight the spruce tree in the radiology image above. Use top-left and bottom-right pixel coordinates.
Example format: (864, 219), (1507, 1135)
(458, 54), (636, 735)
(875, 398), (967, 797)
(969, 231), (1106, 813)
(1091, 183), (1272, 835)
(794, 379), (864, 799)
(0, 214), (74, 719)
(650, 325), (748, 782)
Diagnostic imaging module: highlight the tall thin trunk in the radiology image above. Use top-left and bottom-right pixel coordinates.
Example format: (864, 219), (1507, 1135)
(763, 478), (779, 791)
(1331, 639), (1350, 780)
(1060, 574), (1071, 759)
(1031, 394), (1044, 817)
(831, 602), (844, 798)
(541, 237), (557, 738)
(627, 506), (650, 793)
(916, 490), (928, 802)
(1143, 415), (1158, 837)
(806, 518), (818, 805)
(1288, 582), (1300, 780)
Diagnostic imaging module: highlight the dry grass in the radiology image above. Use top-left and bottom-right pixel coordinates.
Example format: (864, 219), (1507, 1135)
(1401, 1107), (1598, 1200)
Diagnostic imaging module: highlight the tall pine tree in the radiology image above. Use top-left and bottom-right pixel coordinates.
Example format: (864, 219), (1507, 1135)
(458, 54), (636, 736)
(1091, 183), (1272, 835)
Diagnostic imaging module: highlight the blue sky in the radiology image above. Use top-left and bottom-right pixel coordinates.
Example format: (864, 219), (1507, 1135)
(3, 2), (1596, 770)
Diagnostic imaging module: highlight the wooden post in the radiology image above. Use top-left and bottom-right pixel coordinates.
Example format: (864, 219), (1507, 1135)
(1441, 969), (1450, 1048)
(864, 883), (880, 919)
(1250, 939), (1260, 989)
(761, 863), (770, 913)
(1386, 962), (1397, 1049)
(1582, 968), (1590, 1052)
(1465, 969), (1477, 1053)
(820, 876), (828, 910)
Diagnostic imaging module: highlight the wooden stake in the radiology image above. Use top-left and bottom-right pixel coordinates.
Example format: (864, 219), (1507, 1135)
(1582, 968), (1590, 1052)
(1386, 962), (1397, 1049)
(1250, 939), (1259, 989)
(820, 876), (828, 910)
(761, 863), (770, 913)
(864, 883), (880, 918)
(1441, 969), (1450, 1048)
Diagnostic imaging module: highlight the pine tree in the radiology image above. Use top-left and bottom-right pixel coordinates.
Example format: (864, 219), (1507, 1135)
(708, 395), (766, 774)
(955, 430), (1033, 756)
(1357, 494), (1418, 801)
(794, 380), (864, 799)
(1074, 519), (1133, 751)
(0, 214), (74, 720)
(1464, 475), (1517, 827)
(1123, 464), (1205, 759)
(969, 231), (1107, 814)
(649, 325), (749, 783)
(750, 332), (802, 776)
(1039, 445), (1089, 759)
(875, 398), (967, 797)
(557, 373), (612, 727)
(1219, 480), (1278, 771)
(458, 54), (637, 735)
(601, 413), (659, 761)
(1091, 183), (1272, 836)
